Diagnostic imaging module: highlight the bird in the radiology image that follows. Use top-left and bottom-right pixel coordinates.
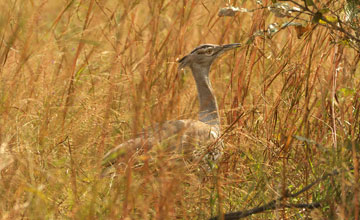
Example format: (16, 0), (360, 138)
(102, 43), (241, 171)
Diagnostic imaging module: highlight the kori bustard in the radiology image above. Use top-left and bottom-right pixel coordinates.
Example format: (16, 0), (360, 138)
(102, 43), (240, 170)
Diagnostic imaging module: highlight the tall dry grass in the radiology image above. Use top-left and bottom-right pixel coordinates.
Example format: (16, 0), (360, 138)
(0, 0), (359, 219)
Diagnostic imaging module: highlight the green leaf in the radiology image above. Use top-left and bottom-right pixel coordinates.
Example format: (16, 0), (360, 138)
(345, 0), (360, 21)
(322, 15), (338, 23)
(312, 12), (322, 23)
(75, 66), (85, 80)
(338, 39), (350, 46)
(338, 87), (355, 97)
(305, 0), (314, 6)
(319, 8), (330, 14)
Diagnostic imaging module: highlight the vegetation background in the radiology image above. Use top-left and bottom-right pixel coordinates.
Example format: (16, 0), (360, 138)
(0, 0), (359, 219)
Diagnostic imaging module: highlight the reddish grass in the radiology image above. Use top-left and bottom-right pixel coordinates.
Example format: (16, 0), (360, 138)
(0, 0), (359, 219)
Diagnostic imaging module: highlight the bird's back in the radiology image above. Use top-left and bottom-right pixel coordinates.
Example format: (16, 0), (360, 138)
(102, 119), (222, 168)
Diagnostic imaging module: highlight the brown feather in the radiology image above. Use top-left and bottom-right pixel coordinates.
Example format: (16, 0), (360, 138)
(102, 119), (220, 167)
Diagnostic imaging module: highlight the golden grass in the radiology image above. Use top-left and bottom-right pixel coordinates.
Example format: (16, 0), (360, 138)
(0, 0), (359, 219)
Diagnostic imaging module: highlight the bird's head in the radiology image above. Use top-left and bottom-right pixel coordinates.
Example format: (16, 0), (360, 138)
(178, 43), (241, 70)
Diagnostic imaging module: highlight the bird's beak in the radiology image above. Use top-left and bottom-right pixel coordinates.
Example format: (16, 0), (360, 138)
(221, 43), (241, 51)
(215, 43), (241, 56)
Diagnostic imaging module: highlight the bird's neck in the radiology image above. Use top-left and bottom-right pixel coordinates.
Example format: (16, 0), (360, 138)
(190, 64), (220, 127)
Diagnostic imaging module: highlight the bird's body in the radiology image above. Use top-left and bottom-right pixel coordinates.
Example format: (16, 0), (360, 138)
(102, 43), (240, 169)
(102, 119), (220, 168)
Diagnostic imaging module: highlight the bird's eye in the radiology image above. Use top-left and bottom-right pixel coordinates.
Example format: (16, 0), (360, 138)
(205, 49), (213, 56)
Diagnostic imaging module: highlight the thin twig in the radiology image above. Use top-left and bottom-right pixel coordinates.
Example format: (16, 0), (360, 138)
(209, 168), (349, 220)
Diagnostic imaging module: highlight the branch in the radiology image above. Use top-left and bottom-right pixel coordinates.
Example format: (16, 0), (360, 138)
(278, 0), (360, 52)
(209, 168), (349, 220)
(210, 202), (320, 220)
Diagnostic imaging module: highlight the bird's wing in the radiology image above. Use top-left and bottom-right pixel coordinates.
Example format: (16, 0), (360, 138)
(102, 119), (220, 167)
